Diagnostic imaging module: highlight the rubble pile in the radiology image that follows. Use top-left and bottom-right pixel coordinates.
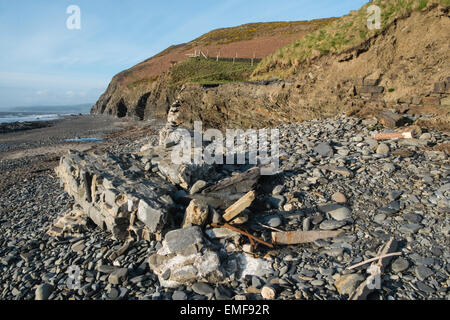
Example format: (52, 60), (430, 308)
(51, 102), (283, 292)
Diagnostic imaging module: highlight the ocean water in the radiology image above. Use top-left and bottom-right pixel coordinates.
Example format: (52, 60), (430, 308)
(0, 112), (62, 124)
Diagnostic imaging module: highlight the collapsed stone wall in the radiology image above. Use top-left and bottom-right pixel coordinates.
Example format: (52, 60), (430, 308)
(52, 138), (272, 287)
(54, 150), (177, 241)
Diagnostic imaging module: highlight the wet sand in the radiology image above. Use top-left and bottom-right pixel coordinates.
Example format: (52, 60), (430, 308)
(0, 114), (156, 193)
(0, 115), (134, 158)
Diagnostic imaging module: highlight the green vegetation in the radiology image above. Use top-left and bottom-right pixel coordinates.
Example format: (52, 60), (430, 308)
(252, 0), (450, 80)
(368, 124), (385, 131)
(169, 57), (257, 86)
(417, 0), (430, 10)
(126, 77), (158, 89)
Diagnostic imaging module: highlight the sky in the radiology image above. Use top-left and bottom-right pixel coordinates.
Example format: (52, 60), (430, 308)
(0, 0), (368, 109)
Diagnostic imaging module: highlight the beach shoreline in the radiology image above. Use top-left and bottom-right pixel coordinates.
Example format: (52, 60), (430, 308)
(0, 114), (161, 193)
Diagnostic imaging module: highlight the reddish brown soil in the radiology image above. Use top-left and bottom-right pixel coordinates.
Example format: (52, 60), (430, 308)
(118, 31), (319, 86)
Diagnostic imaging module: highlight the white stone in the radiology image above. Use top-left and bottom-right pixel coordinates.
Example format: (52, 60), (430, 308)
(261, 286), (276, 299)
(236, 253), (273, 279)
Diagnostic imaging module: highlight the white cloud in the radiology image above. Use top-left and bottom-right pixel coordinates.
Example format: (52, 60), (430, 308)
(36, 90), (49, 96)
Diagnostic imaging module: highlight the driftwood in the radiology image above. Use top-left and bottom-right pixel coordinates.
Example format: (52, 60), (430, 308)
(373, 131), (413, 141)
(223, 190), (255, 222)
(211, 223), (274, 248)
(347, 252), (402, 270)
(202, 167), (260, 195)
(258, 222), (283, 232)
(271, 229), (343, 245)
(350, 238), (399, 300)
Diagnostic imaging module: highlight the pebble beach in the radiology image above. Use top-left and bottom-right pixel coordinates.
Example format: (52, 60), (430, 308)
(0, 114), (449, 300)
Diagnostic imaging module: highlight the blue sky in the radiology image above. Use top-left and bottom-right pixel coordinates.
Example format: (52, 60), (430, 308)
(0, 0), (368, 109)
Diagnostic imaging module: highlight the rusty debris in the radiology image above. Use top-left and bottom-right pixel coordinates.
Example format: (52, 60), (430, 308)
(211, 223), (274, 249)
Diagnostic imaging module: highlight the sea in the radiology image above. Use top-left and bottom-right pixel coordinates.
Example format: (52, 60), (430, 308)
(0, 112), (64, 124)
(0, 104), (92, 124)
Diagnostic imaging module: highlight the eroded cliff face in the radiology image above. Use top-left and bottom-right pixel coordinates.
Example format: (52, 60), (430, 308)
(91, 72), (176, 121)
(92, 6), (450, 131)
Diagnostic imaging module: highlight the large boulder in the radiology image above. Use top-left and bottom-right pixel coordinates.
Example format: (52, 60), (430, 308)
(148, 226), (224, 288)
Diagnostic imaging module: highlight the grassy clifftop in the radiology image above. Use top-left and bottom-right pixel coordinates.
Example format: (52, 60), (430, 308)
(252, 0), (450, 80)
(169, 57), (257, 86)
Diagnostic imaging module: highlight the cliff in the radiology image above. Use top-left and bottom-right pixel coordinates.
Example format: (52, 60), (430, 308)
(91, 18), (335, 121)
(92, 1), (450, 131)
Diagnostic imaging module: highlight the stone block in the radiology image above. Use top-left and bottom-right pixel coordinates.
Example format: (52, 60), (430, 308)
(358, 86), (384, 94)
(165, 226), (204, 254)
(137, 199), (167, 234)
(377, 110), (408, 128)
(183, 199), (209, 228)
(87, 205), (105, 229)
(108, 268), (128, 285)
(56, 150), (176, 241)
(423, 96), (440, 106)
(363, 78), (380, 86)
(104, 189), (119, 207)
(441, 96), (450, 106)
(434, 82), (446, 94)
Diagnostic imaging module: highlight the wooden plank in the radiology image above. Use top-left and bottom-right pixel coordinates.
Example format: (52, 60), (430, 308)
(201, 167), (260, 195)
(271, 230), (343, 245)
(223, 190), (255, 222)
(373, 131), (413, 140)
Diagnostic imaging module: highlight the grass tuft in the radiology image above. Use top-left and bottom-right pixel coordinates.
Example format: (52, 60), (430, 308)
(252, 0), (450, 80)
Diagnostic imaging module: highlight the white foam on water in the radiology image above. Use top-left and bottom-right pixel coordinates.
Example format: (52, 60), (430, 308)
(0, 113), (60, 124)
